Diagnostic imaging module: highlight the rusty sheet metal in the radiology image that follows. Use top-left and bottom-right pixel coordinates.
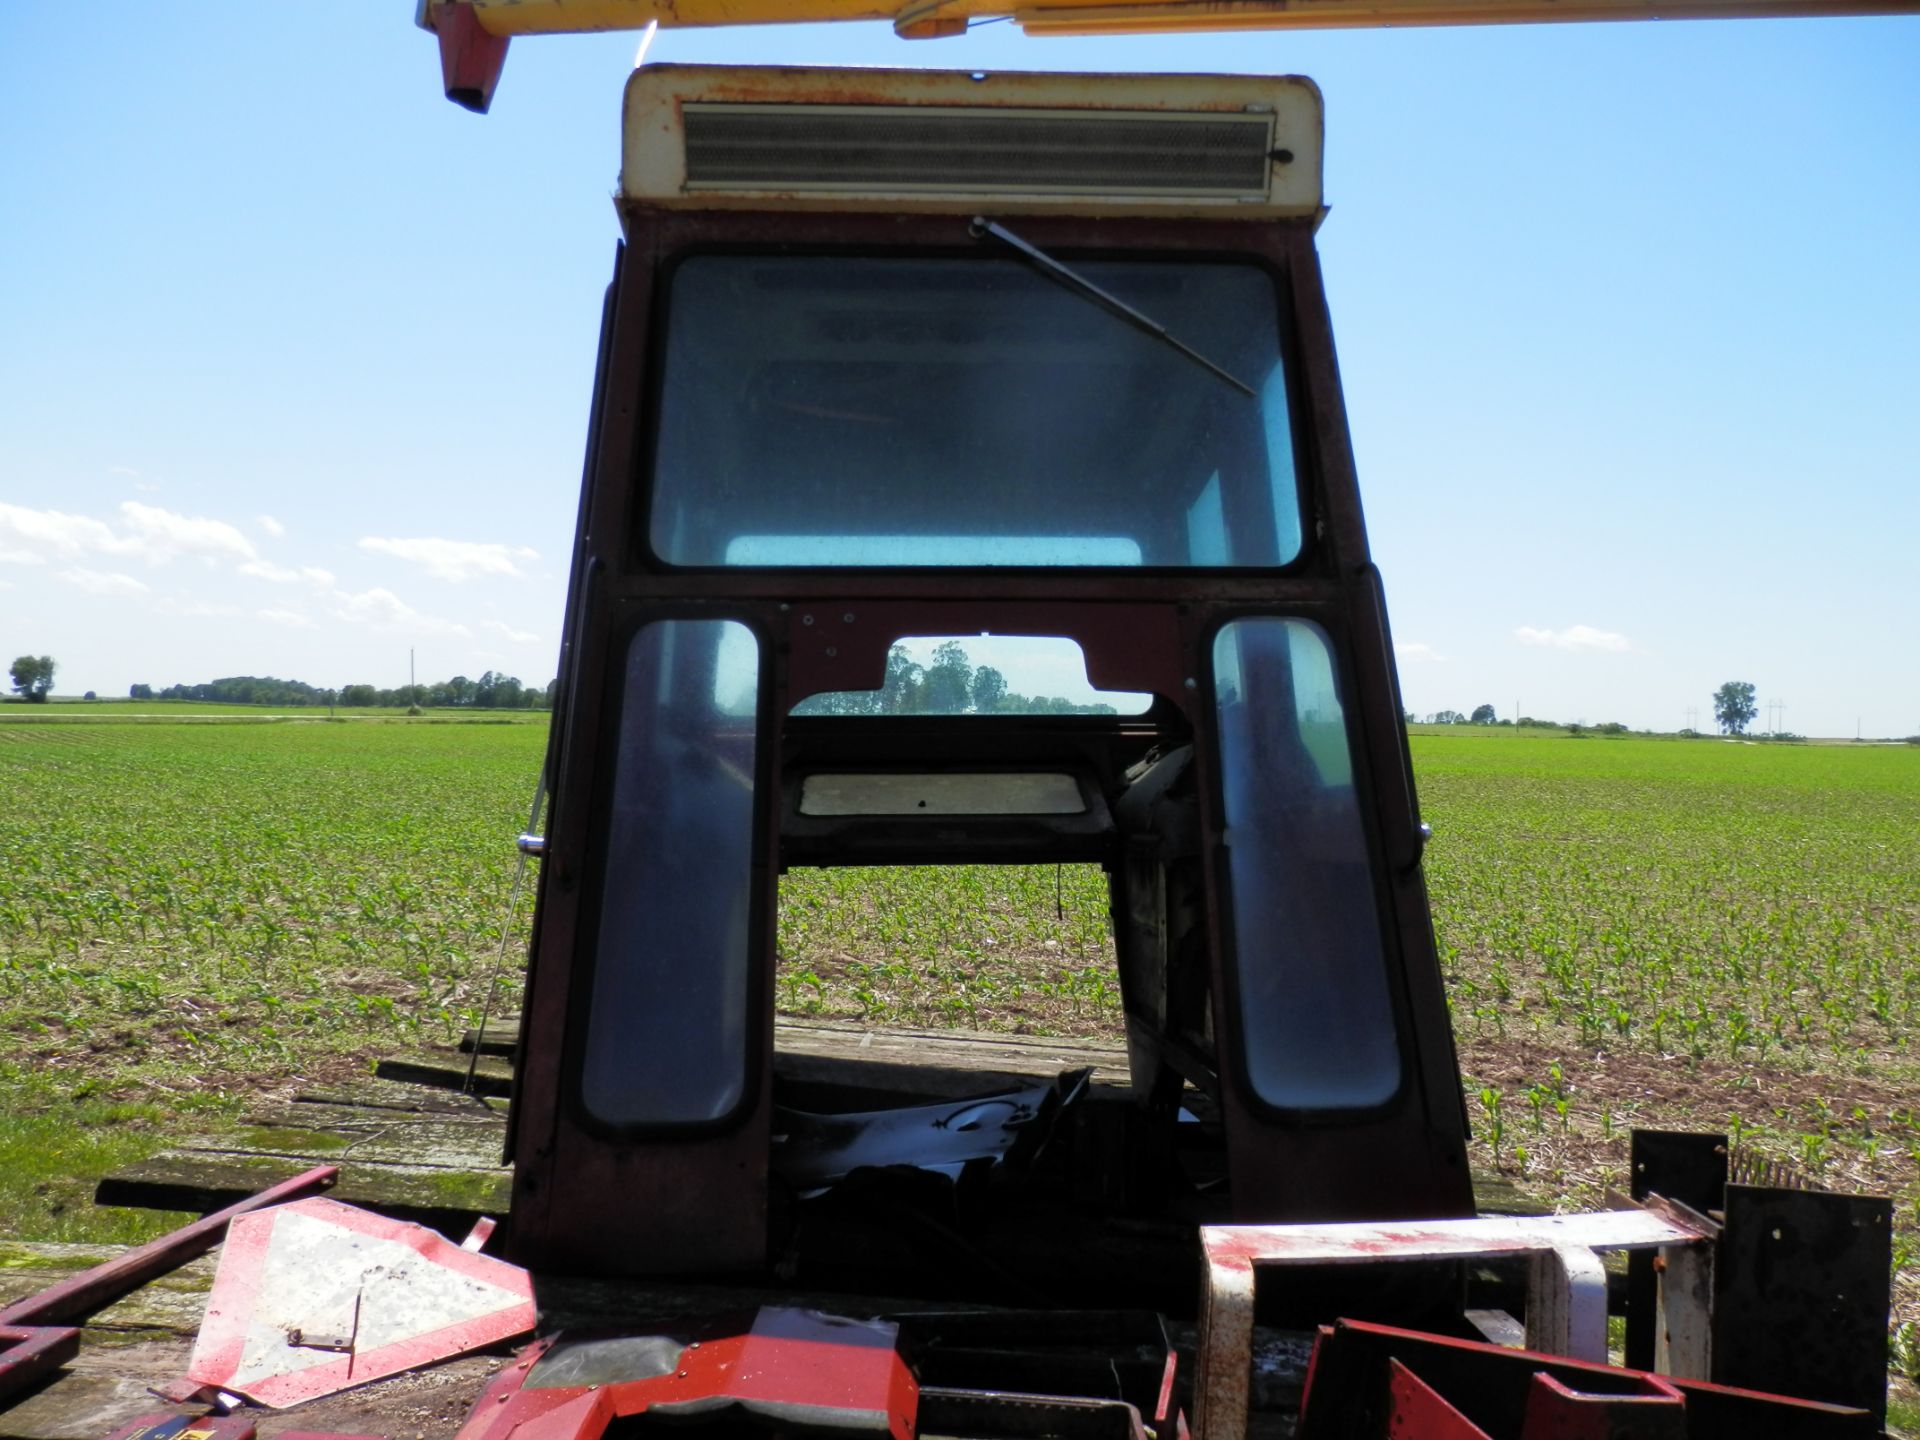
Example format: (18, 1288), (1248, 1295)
(1710, 1185), (1893, 1429)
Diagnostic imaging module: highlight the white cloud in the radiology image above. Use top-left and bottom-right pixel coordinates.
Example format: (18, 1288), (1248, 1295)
(1514, 624), (1632, 653)
(482, 619), (542, 645)
(109, 465), (141, 478)
(239, 559), (335, 587)
(331, 586), (470, 637)
(154, 596), (244, 619)
(118, 501), (256, 565)
(359, 536), (537, 583)
(0, 503), (129, 564)
(257, 515), (286, 538)
(1395, 642), (1447, 663)
(258, 608), (317, 629)
(58, 568), (149, 597)
(1, 501), (293, 579)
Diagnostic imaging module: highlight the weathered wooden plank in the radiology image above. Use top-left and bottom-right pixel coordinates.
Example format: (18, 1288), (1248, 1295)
(0, 1332), (500, 1440)
(459, 1018), (517, 1057)
(175, 1119), (505, 1172)
(450, 1017), (1132, 1071)
(1470, 1170), (1549, 1217)
(247, 1101), (505, 1136)
(375, 1052), (512, 1097)
(0, 1372), (182, 1440)
(95, 1153), (509, 1226)
(290, 1077), (508, 1116)
(778, 1017), (1130, 1067)
(0, 1247), (214, 1339)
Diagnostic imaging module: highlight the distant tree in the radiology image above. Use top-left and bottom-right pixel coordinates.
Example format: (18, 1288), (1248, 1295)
(922, 641), (974, 714)
(1713, 681), (1758, 736)
(9, 655), (55, 703)
(83, 690), (97, 701)
(879, 644), (924, 714)
(339, 683), (378, 707)
(1431, 709), (1466, 725)
(129, 683), (153, 700)
(1470, 703), (1497, 725)
(971, 665), (1008, 715)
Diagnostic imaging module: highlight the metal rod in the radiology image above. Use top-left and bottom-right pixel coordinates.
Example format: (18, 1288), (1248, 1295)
(970, 216), (1256, 396)
(465, 771), (548, 1093)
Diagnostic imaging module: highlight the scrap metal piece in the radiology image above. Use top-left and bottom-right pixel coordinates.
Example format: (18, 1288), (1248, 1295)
(187, 1197), (533, 1409)
(1297, 1319), (1877, 1440)
(1711, 1185), (1893, 1429)
(452, 1309), (917, 1440)
(891, 1309), (1176, 1435)
(773, 1070), (1089, 1193)
(1626, 1131), (1728, 1372)
(1194, 1210), (1715, 1440)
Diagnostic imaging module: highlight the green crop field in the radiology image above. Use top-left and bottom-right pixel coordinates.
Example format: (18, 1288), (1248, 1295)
(2, 716), (1917, 1384)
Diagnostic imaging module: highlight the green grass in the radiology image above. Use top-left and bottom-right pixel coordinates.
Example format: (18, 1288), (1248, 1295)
(0, 717), (544, 1238)
(3, 717), (1916, 1362)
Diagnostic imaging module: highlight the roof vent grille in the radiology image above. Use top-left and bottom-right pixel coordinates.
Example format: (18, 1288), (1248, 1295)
(682, 103), (1276, 200)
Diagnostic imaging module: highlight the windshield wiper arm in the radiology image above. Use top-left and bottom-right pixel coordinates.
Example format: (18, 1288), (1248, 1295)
(969, 216), (1256, 398)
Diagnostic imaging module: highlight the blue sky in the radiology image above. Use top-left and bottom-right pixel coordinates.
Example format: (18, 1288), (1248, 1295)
(3, 5), (1915, 734)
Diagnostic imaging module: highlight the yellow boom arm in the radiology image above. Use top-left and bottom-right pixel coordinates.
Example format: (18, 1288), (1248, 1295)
(418, 0), (1918, 110)
(425, 0), (1919, 41)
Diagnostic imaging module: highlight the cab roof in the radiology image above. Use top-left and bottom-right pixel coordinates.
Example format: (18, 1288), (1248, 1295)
(619, 64), (1323, 223)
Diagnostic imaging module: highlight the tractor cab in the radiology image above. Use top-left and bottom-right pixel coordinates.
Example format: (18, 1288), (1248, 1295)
(507, 63), (1475, 1293)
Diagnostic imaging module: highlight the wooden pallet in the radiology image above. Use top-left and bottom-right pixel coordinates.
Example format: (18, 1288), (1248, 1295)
(99, 1019), (1537, 1220)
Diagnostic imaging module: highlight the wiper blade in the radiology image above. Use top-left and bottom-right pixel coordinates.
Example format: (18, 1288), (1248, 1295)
(969, 216), (1256, 398)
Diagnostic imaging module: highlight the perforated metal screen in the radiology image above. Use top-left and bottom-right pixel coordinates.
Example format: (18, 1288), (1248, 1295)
(681, 104), (1276, 199)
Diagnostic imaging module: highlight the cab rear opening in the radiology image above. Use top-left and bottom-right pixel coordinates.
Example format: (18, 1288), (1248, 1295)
(774, 863), (1124, 1040)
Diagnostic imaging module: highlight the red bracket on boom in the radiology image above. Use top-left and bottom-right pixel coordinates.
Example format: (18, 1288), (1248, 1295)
(432, 2), (511, 113)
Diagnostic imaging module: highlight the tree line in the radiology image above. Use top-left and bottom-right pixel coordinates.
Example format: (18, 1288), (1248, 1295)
(126, 672), (557, 710)
(793, 642), (1120, 717)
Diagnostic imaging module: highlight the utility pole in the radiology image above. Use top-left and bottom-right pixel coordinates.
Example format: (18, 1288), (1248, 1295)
(410, 647), (417, 710)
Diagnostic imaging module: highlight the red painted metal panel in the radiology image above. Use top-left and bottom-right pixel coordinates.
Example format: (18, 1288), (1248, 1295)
(1297, 1319), (1876, 1439)
(434, 2), (510, 113)
(1519, 1371), (1687, 1439)
(451, 1310), (916, 1440)
(1386, 1357), (1490, 1438)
